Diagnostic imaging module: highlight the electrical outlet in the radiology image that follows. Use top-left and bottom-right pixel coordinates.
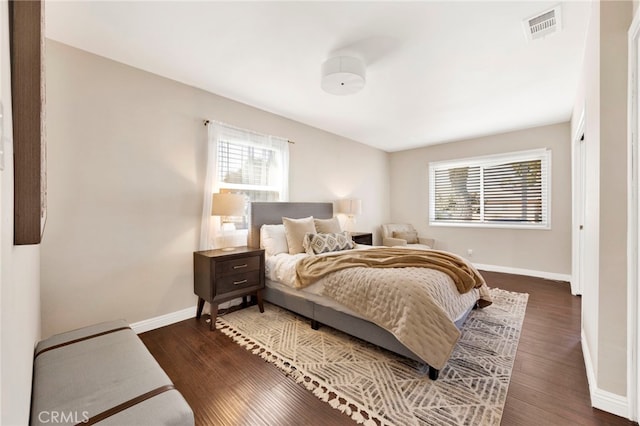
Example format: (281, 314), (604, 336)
(467, 249), (473, 257)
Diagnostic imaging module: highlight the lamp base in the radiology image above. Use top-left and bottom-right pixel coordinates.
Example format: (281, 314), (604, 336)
(219, 222), (236, 251)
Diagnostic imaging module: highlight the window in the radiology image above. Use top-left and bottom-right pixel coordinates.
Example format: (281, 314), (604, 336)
(217, 141), (284, 201)
(213, 123), (289, 230)
(429, 149), (550, 229)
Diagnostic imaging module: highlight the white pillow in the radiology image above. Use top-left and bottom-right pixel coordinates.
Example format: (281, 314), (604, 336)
(260, 224), (289, 257)
(282, 216), (316, 254)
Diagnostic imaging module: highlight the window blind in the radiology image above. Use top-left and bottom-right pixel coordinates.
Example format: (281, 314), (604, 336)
(483, 159), (543, 223)
(217, 139), (286, 208)
(433, 166), (481, 222)
(218, 141), (278, 188)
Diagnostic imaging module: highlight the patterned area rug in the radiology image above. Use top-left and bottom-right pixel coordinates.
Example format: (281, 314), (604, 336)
(216, 288), (528, 426)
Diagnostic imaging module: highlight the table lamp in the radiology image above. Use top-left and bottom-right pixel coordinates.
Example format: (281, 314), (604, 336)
(212, 193), (246, 250)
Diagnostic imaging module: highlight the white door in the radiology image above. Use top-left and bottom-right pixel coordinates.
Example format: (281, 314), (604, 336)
(572, 118), (586, 296)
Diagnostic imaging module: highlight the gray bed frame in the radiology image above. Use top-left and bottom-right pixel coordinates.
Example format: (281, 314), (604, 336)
(248, 201), (475, 380)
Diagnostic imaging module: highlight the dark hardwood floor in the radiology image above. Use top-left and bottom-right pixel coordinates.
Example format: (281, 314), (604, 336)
(140, 272), (637, 425)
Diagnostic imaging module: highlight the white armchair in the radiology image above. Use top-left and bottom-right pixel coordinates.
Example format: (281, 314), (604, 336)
(380, 223), (435, 250)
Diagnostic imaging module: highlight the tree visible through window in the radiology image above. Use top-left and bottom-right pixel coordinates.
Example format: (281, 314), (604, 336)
(429, 149), (550, 228)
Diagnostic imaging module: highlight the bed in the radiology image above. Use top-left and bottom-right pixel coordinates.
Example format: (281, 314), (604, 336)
(248, 201), (490, 380)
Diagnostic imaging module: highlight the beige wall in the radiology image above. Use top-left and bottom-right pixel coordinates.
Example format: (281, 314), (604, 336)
(389, 122), (571, 276)
(598, 0), (631, 396)
(571, 0), (631, 400)
(0, 2), (42, 424)
(41, 41), (390, 337)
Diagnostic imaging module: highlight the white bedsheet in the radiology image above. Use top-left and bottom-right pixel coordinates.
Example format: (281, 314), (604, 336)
(265, 244), (373, 289)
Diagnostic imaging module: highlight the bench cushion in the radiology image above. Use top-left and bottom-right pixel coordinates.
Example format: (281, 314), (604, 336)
(31, 320), (193, 426)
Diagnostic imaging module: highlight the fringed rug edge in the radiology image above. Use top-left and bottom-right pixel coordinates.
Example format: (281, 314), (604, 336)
(216, 316), (392, 426)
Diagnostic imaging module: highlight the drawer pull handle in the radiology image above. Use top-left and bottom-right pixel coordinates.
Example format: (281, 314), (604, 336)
(233, 264), (248, 269)
(233, 279), (248, 286)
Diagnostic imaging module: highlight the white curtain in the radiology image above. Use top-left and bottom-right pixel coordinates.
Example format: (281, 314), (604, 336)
(268, 135), (290, 202)
(198, 124), (219, 250)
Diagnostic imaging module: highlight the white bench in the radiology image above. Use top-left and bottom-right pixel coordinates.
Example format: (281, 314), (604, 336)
(31, 320), (194, 426)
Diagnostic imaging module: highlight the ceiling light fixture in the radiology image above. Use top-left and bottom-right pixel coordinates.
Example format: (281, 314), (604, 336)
(321, 56), (366, 95)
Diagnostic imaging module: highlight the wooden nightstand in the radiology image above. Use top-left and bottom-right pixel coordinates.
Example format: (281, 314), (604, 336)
(350, 232), (373, 245)
(194, 247), (265, 331)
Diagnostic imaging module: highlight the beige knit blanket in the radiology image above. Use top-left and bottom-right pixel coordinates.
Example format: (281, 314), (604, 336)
(296, 247), (487, 296)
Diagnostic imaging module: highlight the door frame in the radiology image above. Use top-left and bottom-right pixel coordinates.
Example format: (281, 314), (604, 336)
(572, 110), (586, 296)
(627, 9), (640, 421)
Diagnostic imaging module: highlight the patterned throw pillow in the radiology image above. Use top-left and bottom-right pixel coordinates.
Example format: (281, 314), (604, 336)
(303, 231), (355, 255)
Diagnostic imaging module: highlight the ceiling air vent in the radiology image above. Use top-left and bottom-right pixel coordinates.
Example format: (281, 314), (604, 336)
(523, 6), (562, 41)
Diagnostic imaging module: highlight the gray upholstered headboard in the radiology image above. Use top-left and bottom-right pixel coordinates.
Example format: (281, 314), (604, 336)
(248, 202), (334, 248)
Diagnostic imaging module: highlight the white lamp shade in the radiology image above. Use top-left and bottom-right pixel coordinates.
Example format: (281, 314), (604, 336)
(321, 56), (366, 95)
(337, 198), (362, 216)
(211, 193), (246, 216)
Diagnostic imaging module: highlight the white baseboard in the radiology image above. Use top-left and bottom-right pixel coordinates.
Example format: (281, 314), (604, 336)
(473, 263), (572, 283)
(581, 329), (597, 396)
(581, 330), (630, 419)
(592, 389), (630, 419)
(129, 298), (244, 334)
(130, 306), (196, 334)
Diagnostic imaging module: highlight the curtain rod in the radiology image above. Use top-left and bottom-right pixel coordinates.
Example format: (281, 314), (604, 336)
(203, 119), (295, 144)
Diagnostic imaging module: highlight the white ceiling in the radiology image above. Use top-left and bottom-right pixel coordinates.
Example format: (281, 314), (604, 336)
(45, 1), (590, 152)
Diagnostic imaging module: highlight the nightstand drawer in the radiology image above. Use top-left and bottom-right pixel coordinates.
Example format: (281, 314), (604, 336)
(217, 271), (261, 293)
(219, 256), (261, 276)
